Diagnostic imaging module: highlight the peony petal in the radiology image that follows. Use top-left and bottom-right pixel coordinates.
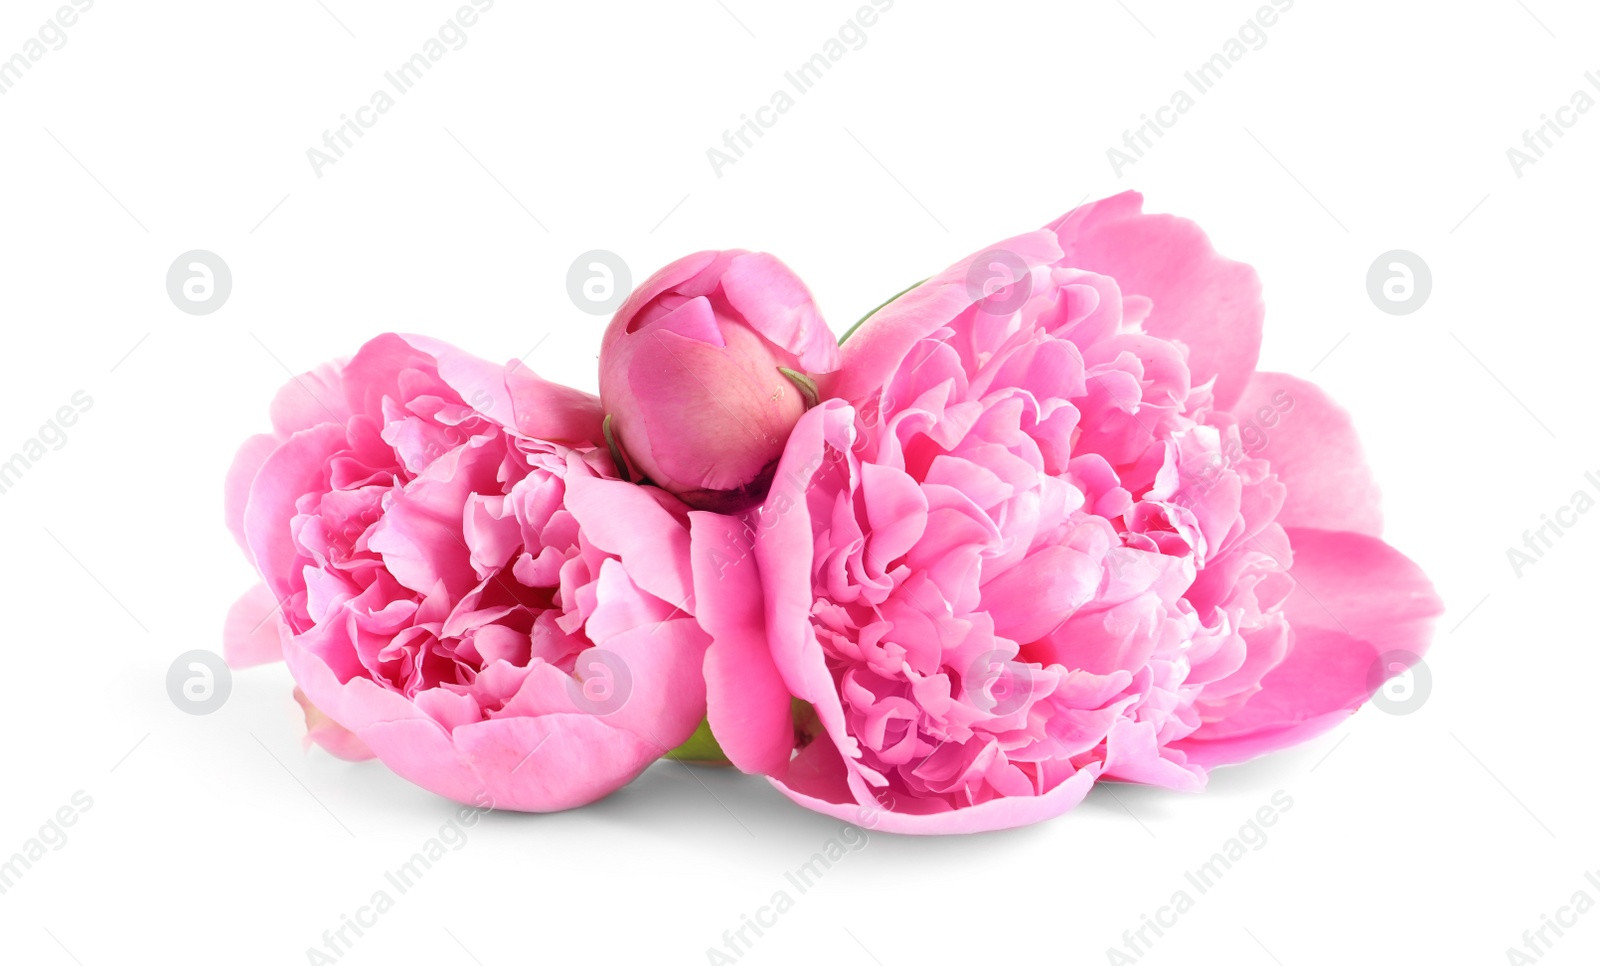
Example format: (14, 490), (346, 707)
(692, 511), (796, 775)
(563, 470), (695, 610)
(269, 359), (350, 439)
(751, 402), (863, 767)
(224, 434), (279, 555)
(979, 545), (1100, 645)
(720, 251), (841, 372)
(241, 422), (347, 603)
(1175, 527), (1441, 766)
(294, 687), (375, 761)
(1049, 191), (1263, 410)
(771, 736), (1104, 835)
(398, 333), (521, 429)
(284, 631), (486, 804)
(1101, 718), (1206, 791)
(1232, 372), (1383, 537)
(609, 250), (723, 336)
(223, 582), (287, 668)
(571, 618), (710, 750)
(452, 713), (661, 812)
(826, 230), (1065, 404)
(504, 364), (606, 448)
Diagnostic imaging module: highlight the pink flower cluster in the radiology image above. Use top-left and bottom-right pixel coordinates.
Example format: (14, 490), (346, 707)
(225, 192), (1440, 832)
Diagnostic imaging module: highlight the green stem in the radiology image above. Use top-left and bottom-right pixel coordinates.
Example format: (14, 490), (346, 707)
(837, 278), (928, 345)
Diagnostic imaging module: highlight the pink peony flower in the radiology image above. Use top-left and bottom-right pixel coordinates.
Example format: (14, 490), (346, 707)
(224, 333), (711, 811)
(692, 192), (1441, 833)
(600, 250), (841, 512)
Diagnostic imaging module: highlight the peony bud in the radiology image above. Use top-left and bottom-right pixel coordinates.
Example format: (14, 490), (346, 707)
(599, 249), (839, 512)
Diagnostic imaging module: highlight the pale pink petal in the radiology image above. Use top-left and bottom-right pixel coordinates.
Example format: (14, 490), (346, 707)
(1049, 191), (1264, 410)
(224, 434), (278, 555)
(294, 687), (375, 761)
(1176, 527), (1442, 765)
(241, 423), (348, 604)
(223, 583), (286, 668)
(1232, 372), (1383, 537)
(772, 737), (1105, 835)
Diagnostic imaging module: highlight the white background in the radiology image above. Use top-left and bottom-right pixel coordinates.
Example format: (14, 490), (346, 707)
(1, 1), (1595, 963)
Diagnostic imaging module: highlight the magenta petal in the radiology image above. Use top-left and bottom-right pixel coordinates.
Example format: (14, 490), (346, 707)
(1233, 372), (1383, 537)
(1176, 527), (1442, 765)
(1049, 191), (1264, 410)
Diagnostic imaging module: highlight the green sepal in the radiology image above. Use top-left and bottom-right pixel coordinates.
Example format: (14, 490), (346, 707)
(664, 717), (732, 765)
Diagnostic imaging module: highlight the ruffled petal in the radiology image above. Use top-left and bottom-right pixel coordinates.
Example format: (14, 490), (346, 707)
(1176, 527), (1441, 766)
(1049, 191), (1263, 410)
(1231, 372), (1383, 537)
